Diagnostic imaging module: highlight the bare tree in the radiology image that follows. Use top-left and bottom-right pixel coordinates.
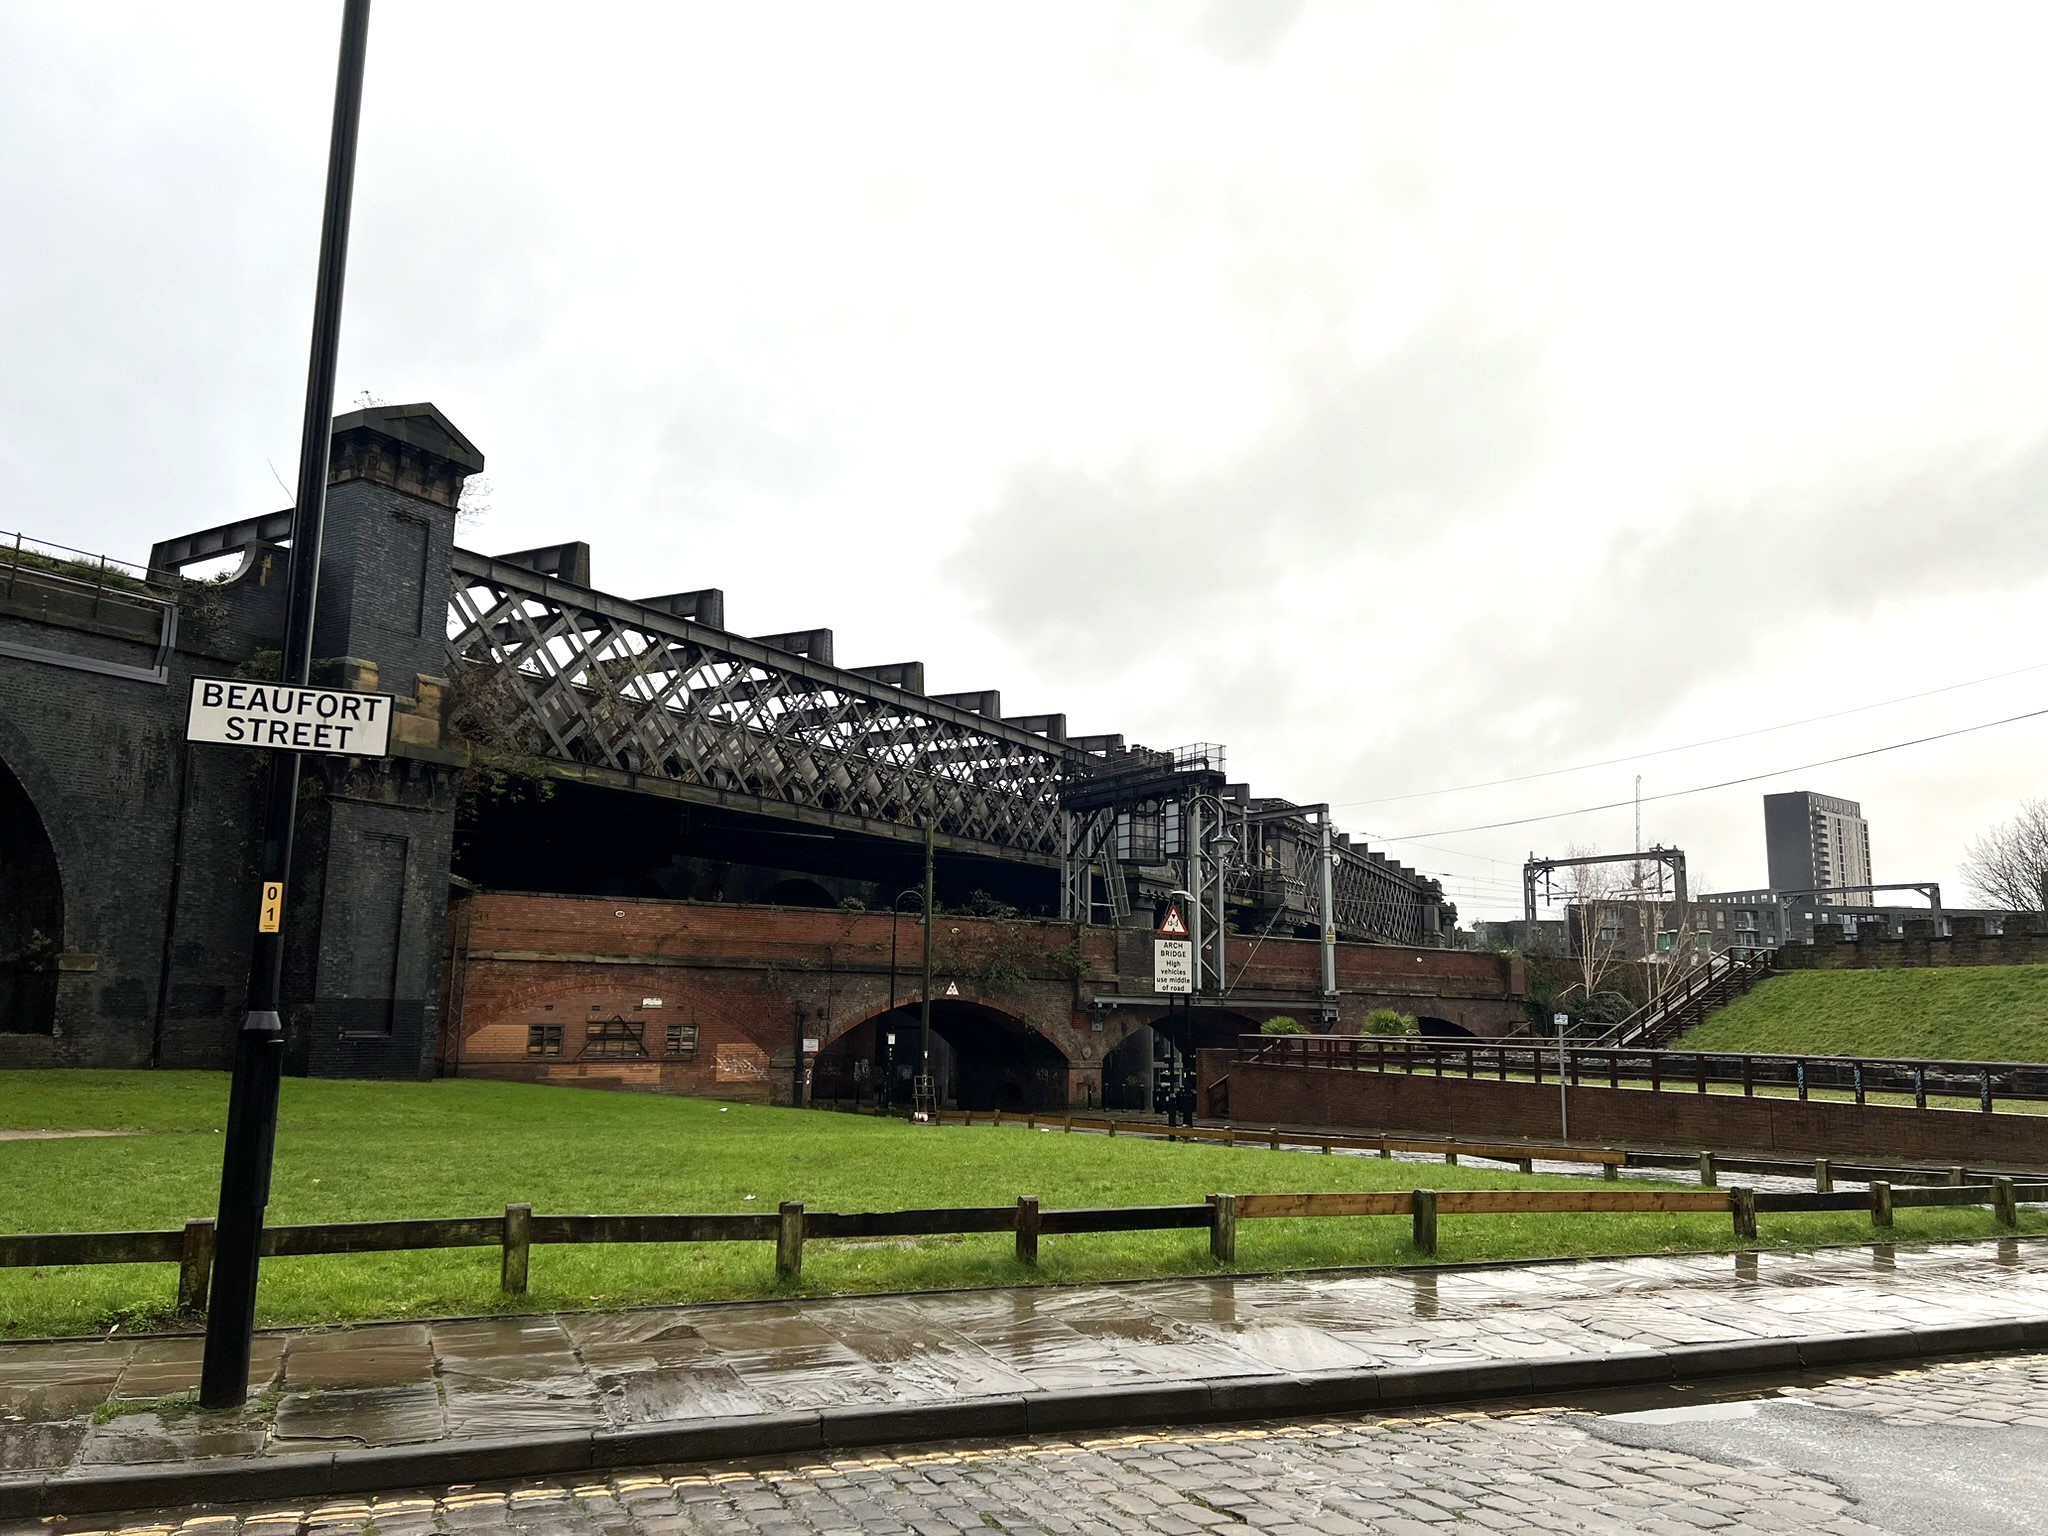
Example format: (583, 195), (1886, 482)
(1559, 844), (1630, 1018)
(1962, 798), (2048, 912)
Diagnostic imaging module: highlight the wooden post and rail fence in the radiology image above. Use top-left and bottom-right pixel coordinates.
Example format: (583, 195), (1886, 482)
(5, 1161), (2041, 1315)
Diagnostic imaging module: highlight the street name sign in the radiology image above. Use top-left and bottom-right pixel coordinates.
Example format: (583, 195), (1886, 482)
(1154, 900), (1193, 994)
(187, 678), (394, 757)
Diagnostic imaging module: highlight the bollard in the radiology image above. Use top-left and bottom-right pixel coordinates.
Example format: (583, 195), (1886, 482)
(1602, 1160), (1619, 1182)
(1016, 1196), (1041, 1265)
(1379, 1137), (1392, 1160)
(1412, 1191), (1438, 1258)
(1446, 1151), (1459, 1167)
(1321, 1138), (1332, 1155)
(1210, 1193), (1237, 1263)
(1699, 1151), (1717, 1189)
(1064, 1114), (1073, 1133)
(1731, 1187), (1758, 1241)
(1872, 1181), (1894, 1228)
(177, 1218), (216, 1314)
(1948, 1166), (1966, 1187)
(1108, 1120), (1117, 1138)
(1027, 1113), (1036, 1131)
(777, 1201), (805, 1279)
(500, 1203), (531, 1295)
(1224, 1127), (1236, 1147)
(1269, 1126), (1281, 1151)
(994, 1107), (1003, 1127)
(1994, 1177), (2018, 1230)
(1814, 1159), (1833, 1194)
(1517, 1157), (1534, 1175)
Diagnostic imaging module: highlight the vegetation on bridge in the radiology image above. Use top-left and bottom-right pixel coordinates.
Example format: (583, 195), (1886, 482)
(1676, 965), (2048, 1062)
(1, 1071), (2036, 1339)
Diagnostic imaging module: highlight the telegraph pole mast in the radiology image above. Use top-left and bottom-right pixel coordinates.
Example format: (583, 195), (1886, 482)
(200, 0), (373, 1409)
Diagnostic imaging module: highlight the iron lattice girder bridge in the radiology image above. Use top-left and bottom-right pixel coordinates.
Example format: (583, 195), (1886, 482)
(445, 550), (1442, 943)
(448, 550), (1080, 863)
(135, 500), (1438, 942)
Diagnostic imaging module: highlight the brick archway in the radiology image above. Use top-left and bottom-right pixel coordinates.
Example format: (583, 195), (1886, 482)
(812, 993), (1074, 1112)
(0, 750), (62, 1036)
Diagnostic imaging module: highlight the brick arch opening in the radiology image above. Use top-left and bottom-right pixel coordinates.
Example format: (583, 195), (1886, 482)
(812, 996), (1069, 1113)
(0, 751), (63, 1035)
(1417, 1014), (1475, 1037)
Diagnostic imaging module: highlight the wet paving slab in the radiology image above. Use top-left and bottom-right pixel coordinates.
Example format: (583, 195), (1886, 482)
(0, 1236), (2044, 1480)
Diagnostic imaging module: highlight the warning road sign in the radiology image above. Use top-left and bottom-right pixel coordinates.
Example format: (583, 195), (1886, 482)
(1153, 937), (1193, 994)
(1156, 904), (1188, 937)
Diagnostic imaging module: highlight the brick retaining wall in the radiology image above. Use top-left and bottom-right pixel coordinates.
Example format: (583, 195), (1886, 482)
(1226, 1062), (2048, 1169)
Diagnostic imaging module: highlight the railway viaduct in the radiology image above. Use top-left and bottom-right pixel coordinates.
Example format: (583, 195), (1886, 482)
(0, 402), (1523, 1097)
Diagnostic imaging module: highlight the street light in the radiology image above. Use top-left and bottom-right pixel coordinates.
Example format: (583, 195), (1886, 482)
(1166, 886), (1195, 1127)
(915, 820), (937, 1121)
(885, 886), (924, 1113)
(201, 0), (371, 1411)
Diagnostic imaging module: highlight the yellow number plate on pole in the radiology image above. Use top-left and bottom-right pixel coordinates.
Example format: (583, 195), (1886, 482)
(258, 882), (284, 934)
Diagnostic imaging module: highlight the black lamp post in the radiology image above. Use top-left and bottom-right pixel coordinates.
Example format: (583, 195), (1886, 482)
(200, 0), (372, 1410)
(884, 886), (923, 1113)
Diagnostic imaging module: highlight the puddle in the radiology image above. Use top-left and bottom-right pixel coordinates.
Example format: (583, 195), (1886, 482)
(1604, 1399), (1765, 1426)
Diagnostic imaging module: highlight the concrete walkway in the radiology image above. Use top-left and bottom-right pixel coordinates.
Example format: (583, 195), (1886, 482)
(3, 1237), (2046, 1517)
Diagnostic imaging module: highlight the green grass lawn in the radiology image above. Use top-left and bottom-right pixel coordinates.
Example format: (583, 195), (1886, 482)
(1676, 966), (2048, 1061)
(1, 1072), (2037, 1340)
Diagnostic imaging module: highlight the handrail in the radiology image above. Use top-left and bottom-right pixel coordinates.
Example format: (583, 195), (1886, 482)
(1230, 1032), (2048, 1110)
(1235, 1032), (2048, 1075)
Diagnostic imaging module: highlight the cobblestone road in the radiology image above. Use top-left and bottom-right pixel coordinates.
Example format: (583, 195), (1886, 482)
(26, 1354), (2046, 1536)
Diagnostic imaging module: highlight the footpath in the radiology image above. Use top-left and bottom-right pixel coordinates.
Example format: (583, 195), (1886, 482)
(3, 1236), (2046, 1521)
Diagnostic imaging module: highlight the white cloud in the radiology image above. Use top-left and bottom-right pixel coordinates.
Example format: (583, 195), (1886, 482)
(4, 1), (2047, 917)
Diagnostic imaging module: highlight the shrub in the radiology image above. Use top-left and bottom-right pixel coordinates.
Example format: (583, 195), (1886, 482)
(1258, 1016), (1307, 1035)
(1362, 1007), (1419, 1035)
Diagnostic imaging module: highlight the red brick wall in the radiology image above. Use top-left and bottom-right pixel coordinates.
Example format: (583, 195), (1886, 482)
(1227, 1062), (2048, 1170)
(443, 891), (1120, 1104)
(440, 891), (1531, 1103)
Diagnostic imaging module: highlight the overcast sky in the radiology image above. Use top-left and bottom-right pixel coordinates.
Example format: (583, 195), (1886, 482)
(6, 1), (2047, 920)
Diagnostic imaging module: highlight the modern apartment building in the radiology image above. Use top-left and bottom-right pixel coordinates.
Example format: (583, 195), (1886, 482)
(1764, 791), (1872, 907)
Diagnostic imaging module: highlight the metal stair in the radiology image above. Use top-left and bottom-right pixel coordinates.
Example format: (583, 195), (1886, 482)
(1595, 949), (1778, 1050)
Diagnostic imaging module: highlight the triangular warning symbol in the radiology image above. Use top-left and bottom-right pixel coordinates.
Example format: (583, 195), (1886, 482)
(944, 980), (960, 997)
(1158, 906), (1188, 937)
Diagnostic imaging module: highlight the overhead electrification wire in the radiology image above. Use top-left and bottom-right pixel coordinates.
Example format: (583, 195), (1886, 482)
(1336, 659), (2048, 810)
(1375, 703), (2048, 842)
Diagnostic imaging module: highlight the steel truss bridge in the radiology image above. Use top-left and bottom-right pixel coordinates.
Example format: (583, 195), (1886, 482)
(151, 517), (1448, 947)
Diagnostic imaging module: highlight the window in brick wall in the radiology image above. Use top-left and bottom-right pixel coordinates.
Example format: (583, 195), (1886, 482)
(584, 1018), (648, 1058)
(527, 1024), (563, 1057)
(665, 1022), (700, 1058)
